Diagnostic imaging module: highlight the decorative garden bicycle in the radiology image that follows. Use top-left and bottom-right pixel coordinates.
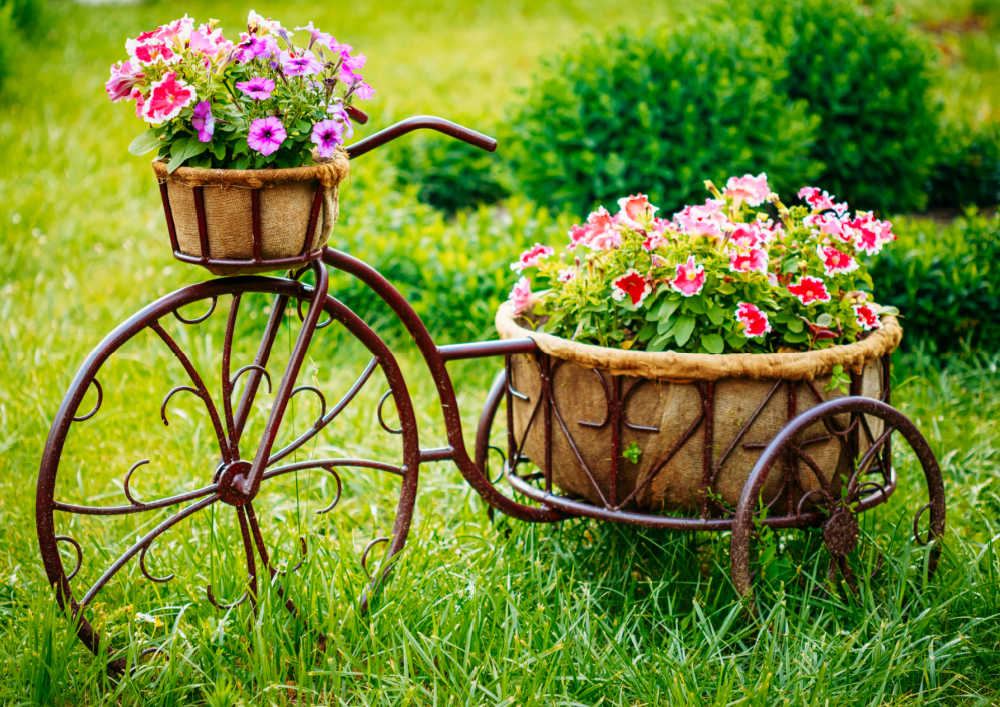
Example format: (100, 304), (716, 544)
(37, 114), (946, 673)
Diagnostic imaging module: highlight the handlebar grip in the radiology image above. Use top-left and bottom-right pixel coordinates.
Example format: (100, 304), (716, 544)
(345, 115), (498, 160)
(345, 105), (369, 125)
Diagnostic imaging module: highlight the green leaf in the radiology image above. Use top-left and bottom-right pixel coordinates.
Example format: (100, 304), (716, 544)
(700, 332), (724, 354)
(706, 304), (724, 326)
(673, 316), (695, 347)
(166, 137), (209, 173)
(128, 129), (162, 156)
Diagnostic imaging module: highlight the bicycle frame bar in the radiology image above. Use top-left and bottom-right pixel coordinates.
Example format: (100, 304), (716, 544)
(345, 115), (498, 159)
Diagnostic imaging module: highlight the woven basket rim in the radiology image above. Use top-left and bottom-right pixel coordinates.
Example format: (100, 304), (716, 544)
(151, 149), (349, 188)
(496, 297), (901, 382)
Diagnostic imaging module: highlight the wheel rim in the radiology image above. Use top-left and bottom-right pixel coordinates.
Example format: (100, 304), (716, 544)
(36, 276), (419, 671)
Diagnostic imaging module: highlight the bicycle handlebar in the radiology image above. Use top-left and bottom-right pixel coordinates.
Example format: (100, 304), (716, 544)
(345, 115), (498, 160)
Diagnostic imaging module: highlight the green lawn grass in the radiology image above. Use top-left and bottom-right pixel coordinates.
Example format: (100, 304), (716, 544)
(2, 1), (999, 704)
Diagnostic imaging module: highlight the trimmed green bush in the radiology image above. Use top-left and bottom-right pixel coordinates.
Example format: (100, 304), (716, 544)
(750, 0), (938, 213)
(391, 136), (510, 214)
(871, 211), (999, 353)
(926, 118), (1000, 209)
(504, 21), (821, 218)
(335, 187), (570, 342)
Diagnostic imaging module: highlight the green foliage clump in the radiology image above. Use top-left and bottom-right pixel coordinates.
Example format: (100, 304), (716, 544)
(870, 211), (1000, 352)
(390, 136), (510, 213)
(926, 118), (1000, 209)
(751, 0), (938, 213)
(504, 21), (821, 218)
(0, 0), (44, 94)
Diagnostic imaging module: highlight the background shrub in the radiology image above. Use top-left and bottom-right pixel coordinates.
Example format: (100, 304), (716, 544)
(503, 21), (821, 218)
(390, 135), (510, 214)
(334, 187), (570, 342)
(926, 118), (1000, 209)
(871, 211), (1000, 352)
(750, 0), (938, 213)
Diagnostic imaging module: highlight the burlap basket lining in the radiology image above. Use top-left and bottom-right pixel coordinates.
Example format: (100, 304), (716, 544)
(496, 297), (901, 382)
(151, 150), (349, 189)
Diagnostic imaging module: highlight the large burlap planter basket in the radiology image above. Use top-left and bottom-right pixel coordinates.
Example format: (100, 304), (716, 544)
(152, 151), (349, 275)
(496, 300), (902, 515)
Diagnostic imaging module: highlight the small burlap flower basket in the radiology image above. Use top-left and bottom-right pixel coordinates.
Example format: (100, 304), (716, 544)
(152, 151), (349, 275)
(496, 299), (902, 515)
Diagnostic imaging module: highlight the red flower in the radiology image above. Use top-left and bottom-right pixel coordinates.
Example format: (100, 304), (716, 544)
(854, 303), (881, 330)
(818, 245), (858, 276)
(735, 302), (771, 338)
(787, 276), (831, 305)
(612, 269), (651, 306)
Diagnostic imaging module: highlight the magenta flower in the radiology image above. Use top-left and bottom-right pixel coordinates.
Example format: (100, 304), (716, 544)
(236, 77), (275, 100)
(724, 173), (771, 207)
(735, 302), (771, 338)
(247, 116), (286, 156)
(281, 50), (323, 76)
(310, 118), (344, 159)
(350, 80), (375, 100)
(511, 244), (554, 273)
(142, 72), (194, 124)
(509, 277), (532, 315)
(787, 276), (831, 305)
(670, 255), (706, 297)
(191, 101), (214, 143)
(612, 270), (651, 306)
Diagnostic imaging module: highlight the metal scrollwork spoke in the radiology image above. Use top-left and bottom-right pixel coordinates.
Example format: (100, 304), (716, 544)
(72, 379), (103, 422)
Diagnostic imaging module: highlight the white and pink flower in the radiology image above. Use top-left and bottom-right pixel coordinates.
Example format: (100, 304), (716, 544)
(849, 212), (896, 256)
(511, 244), (555, 273)
(818, 245), (858, 276)
(141, 72), (194, 124)
(616, 193), (658, 229)
(854, 303), (881, 330)
(724, 173), (771, 207)
(509, 276), (532, 315)
(728, 247), (769, 274)
(787, 276), (831, 305)
(670, 255), (706, 297)
(611, 270), (651, 306)
(105, 60), (145, 102)
(557, 267), (576, 283)
(735, 302), (771, 338)
(797, 186), (846, 215)
(673, 199), (729, 240)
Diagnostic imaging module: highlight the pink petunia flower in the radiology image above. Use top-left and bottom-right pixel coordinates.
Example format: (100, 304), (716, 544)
(189, 24), (234, 59)
(126, 35), (177, 65)
(105, 60), (145, 102)
(735, 302), (772, 338)
(310, 118), (344, 158)
(729, 247), (769, 274)
(612, 269), (651, 306)
(849, 212), (896, 256)
(511, 244), (554, 273)
(247, 116), (286, 156)
(568, 224), (589, 249)
(191, 101), (214, 143)
(583, 207), (621, 250)
(142, 72), (193, 124)
(281, 50), (323, 76)
(130, 88), (146, 118)
(236, 77), (275, 101)
(817, 244), (858, 276)
(295, 21), (333, 49)
(509, 276), (532, 315)
(787, 276), (831, 305)
(854, 303), (881, 331)
(728, 223), (760, 250)
(616, 193), (658, 229)
(724, 173), (771, 207)
(673, 199), (729, 240)
(670, 255), (706, 297)
(797, 186), (846, 214)
(349, 80), (375, 100)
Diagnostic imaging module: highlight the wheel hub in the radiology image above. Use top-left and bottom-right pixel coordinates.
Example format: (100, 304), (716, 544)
(217, 459), (254, 506)
(822, 509), (860, 557)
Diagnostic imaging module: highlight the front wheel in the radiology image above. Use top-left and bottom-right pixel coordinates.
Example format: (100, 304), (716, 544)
(37, 276), (420, 672)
